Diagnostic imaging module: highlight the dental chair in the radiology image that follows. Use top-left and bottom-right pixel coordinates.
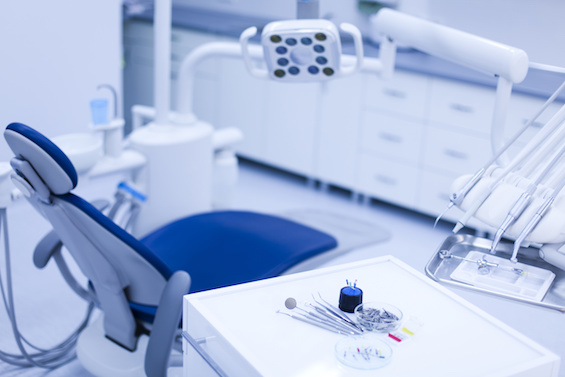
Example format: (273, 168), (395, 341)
(3, 122), (337, 376)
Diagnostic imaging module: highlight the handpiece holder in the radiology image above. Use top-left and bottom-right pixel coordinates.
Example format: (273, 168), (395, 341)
(240, 19), (363, 82)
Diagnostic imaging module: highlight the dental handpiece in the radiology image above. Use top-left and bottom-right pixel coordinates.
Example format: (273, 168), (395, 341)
(490, 142), (565, 253)
(453, 102), (565, 233)
(511, 196), (554, 262)
(438, 80), (565, 227)
(433, 168), (485, 228)
(511, 172), (565, 262)
(489, 185), (535, 254)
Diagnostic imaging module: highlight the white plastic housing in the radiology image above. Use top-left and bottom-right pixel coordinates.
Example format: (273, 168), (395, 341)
(240, 19), (363, 82)
(128, 121), (214, 238)
(373, 8), (529, 83)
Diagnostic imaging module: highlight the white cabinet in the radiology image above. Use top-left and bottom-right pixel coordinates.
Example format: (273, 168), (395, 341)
(364, 70), (430, 120)
(423, 126), (492, 175)
(314, 76), (363, 188)
(354, 70), (429, 208)
(357, 153), (419, 207)
(359, 109), (425, 164)
(429, 77), (496, 135)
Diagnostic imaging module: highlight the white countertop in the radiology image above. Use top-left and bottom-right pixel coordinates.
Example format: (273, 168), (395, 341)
(183, 255), (559, 376)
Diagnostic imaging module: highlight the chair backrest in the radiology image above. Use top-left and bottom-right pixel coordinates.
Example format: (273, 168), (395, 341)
(4, 123), (168, 351)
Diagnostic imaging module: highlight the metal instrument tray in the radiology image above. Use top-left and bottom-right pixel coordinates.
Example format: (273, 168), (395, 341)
(425, 234), (565, 312)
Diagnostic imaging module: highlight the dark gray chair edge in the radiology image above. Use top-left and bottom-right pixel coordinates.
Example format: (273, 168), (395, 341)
(145, 270), (191, 377)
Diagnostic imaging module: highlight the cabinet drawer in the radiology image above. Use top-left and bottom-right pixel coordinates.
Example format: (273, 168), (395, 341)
(423, 126), (491, 174)
(363, 70), (430, 120)
(429, 78), (495, 134)
(357, 153), (418, 207)
(316, 76), (363, 186)
(505, 93), (564, 145)
(360, 110), (424, 163)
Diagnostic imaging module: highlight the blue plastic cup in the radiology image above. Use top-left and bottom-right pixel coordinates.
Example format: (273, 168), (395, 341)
(90, 98), (109, 125)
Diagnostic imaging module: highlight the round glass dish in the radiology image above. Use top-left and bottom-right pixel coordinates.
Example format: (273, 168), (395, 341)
(354, 302), (403, 332)
(335, 335), (393, 370)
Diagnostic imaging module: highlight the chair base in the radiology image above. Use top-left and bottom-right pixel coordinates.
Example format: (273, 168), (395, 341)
(77, 315), (148, 377)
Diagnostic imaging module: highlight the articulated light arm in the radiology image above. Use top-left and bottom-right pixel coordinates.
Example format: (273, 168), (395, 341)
(373, 8), (529, 83)
(372, 8), (530, 230)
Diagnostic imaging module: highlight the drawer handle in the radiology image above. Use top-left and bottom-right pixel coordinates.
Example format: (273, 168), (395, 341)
(443, 148), (468, 160)
(374, 174), (397, 186)
(378, 132), (403, 143)
(382, 88), (407, 99)
(449, 103), (474, 113)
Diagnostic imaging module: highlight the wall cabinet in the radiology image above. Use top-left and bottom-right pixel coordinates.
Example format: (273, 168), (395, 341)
(124, 21), (563, 226)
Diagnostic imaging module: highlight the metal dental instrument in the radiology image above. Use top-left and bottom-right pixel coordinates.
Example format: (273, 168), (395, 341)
(451, 101), (565, 233)
(489, 183), (536, 254)
(489, 142), (565, 254)
(304, 302), (364, 334)
(284, 298), (362, 335)
(276, 310), (355, 335)
(312, 293), (365, 332)
(439, 250), (525, 275)
(511, 173), (565, 262)
(435, 79), (565, 228)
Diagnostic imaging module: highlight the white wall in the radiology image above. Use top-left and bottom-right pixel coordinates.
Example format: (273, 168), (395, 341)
(427, 0), (565, 68)
(175, 0), (565, 68)
(0, 0), (122, 161)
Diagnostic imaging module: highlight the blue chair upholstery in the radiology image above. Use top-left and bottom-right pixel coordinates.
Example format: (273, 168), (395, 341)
(3, 122), (337, 353)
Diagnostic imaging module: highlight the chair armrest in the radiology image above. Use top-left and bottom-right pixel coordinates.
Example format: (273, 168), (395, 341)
(34, 230), (96, 303)
(34, 230), (63, 269)
(145, 271), (191, 377)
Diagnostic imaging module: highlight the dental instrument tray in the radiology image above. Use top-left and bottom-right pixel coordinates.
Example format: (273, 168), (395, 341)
(426, 234), (565, 312)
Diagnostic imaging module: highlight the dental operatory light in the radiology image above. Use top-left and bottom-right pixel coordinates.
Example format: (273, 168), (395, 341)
(240, 19), (364, 82)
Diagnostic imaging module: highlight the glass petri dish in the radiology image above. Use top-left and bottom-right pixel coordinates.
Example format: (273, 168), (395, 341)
(335, 335), (393, 370)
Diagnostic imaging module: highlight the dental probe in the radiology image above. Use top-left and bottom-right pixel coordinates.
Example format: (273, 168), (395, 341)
(452, 101), (565, 233)
(489, 143), (565, 253)
(276, 310), (356, 335)
(284, 297), (363, 334)
(511, 173), (565, 262)
(434, 79), (565, 228)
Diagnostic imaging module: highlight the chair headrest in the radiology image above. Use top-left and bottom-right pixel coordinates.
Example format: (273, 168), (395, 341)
(4, 123), (78, 195)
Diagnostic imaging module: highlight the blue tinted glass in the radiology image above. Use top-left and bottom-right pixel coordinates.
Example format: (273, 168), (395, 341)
(286, 38), (297, 46)
(313, 45), (325, 53)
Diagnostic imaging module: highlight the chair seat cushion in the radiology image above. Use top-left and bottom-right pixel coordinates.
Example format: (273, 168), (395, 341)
(141, 211), (337, 293)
